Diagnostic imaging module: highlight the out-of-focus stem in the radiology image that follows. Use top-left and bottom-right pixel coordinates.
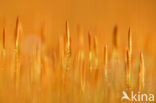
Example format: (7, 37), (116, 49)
(139, 52), (145, 91)
(126, 50), (131, 88)
(14, 17), (22, 89)
(104, 45), (108, 80)
(64, 21), (71, 69)
(128, 27), (132, 55)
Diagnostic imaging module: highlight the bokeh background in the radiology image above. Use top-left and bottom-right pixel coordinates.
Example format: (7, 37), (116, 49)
(0, 0), (155, 102)
(0, 0), (156, 53)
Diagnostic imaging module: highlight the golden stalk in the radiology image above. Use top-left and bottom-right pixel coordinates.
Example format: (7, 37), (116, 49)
(113, 25), (118, 49)
(128, 27), (132, 54)
(104, 45), (108, 80)
(14, 17), (22, 89)
(112, 25), (119, 59)
(15, 17), (22, 50)
(64, 21), (71, 69)
(139, 52), (145, 91)
(126, 50), (131, 88)
(65, 21), (71, 57)
(125, 28), (132, 88)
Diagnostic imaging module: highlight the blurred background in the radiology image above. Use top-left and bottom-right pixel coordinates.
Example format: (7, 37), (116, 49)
(0, 0), (155, 54)
(0, 0), (155, 103)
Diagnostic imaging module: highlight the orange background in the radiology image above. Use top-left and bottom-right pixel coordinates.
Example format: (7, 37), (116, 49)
(0, 0), (155, 54)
